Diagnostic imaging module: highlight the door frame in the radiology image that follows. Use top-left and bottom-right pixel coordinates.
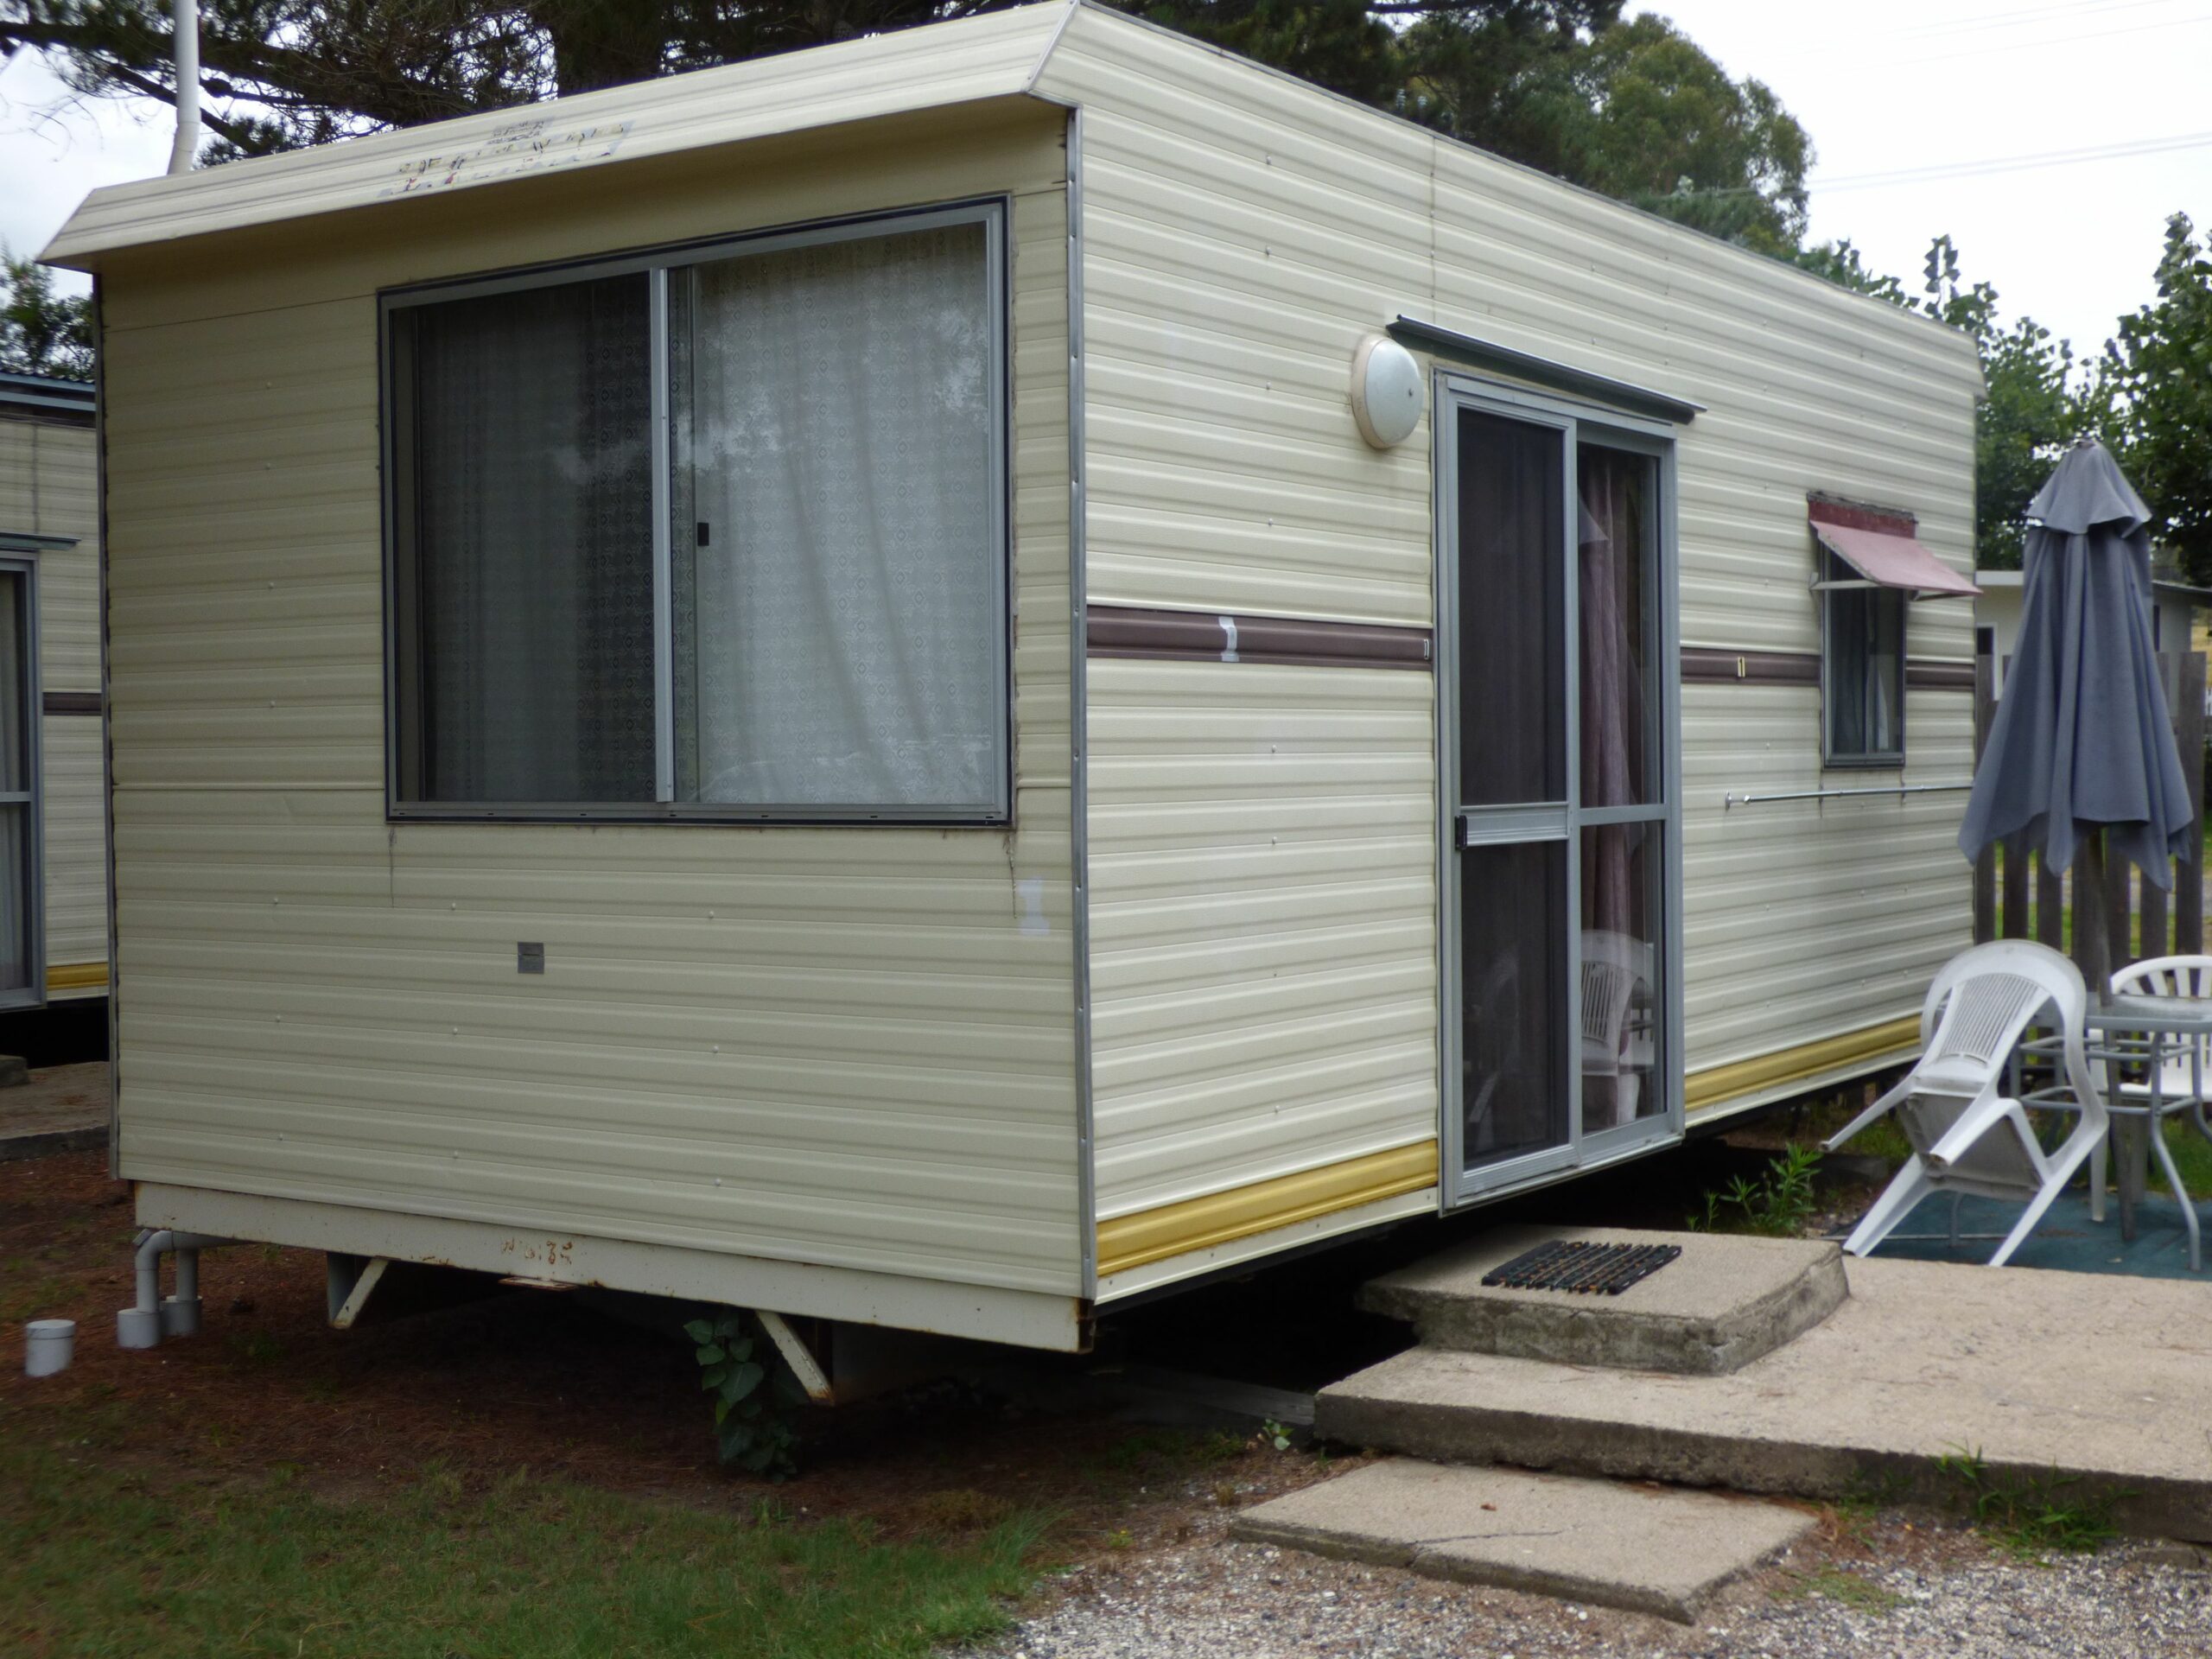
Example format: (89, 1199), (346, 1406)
(1433, 372), (1684, 1209)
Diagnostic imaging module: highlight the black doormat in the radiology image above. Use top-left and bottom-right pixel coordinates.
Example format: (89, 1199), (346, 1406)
(1479, 1240), (1681, 1295)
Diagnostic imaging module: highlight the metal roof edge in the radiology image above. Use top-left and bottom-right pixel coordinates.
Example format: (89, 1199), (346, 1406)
(0, 371), (96, 415)
(41, 3), (1075, 270)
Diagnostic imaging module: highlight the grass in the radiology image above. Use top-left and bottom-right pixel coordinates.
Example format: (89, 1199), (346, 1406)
(1935, 1446), (2124, 1559)
(1687, 1143), (1824, 1236)
(1772, 1567), (1905, 1612)
(2158, 1115), (2212, 1198)
(0, 1427), (1046, 1659)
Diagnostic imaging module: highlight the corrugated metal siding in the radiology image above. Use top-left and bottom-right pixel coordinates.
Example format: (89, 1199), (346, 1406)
(0, 418), (102, 687)
(1681, 685), (1974, 1091)
(0, 415), (108, 991)
(41, 713), (110, 987)
(1085, 660), (1435, 1217)
(1039, 5), (1980, 1194)
(101, 115), (1085, 1299)
(45, 4), (1071, 265)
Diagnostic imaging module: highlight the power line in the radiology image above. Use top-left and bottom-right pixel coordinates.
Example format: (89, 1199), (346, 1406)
(1892, 0), (2200, 45)
(1812, 128), (2212, 192)
(1887, 6), (2212, 67)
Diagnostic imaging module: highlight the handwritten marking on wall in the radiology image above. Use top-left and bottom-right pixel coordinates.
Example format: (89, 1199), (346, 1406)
(377, 118), (635, 199)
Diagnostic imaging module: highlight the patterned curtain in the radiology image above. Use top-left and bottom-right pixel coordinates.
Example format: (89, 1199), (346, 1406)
(673, 223), (1000, 810)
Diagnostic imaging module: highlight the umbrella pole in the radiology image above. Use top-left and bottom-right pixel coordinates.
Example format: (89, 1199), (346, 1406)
(2078, 830), (2113, 1006)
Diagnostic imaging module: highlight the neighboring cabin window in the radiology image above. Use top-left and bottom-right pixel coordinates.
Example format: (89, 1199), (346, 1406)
(1820, 545), (1906, 766)
(385, 204), (1008, 821)
(0, 558), (37, 1007)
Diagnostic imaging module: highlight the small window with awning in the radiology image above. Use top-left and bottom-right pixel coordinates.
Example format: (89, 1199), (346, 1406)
(1808, 498), (1979, 767)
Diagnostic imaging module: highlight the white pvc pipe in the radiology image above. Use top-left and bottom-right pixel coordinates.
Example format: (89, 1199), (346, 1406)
(167, 0), (200, 175)
(25, 1319), (74, 1377)
(118, 1230), (233, 1348)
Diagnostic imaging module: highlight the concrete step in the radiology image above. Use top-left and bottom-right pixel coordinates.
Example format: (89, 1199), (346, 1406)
(1359, 1225), (1847, 1375)
(1230, 1459), (1815, 1623)
(1323, 1254), (2212, 1542)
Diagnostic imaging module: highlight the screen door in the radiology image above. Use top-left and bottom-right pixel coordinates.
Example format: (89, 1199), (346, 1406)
(1440, 385), (1679, 1201)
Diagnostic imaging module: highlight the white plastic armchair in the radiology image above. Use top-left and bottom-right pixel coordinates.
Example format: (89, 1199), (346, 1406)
(1826, 940), (2106, 1267)
(1580, 931), (1654, 1129)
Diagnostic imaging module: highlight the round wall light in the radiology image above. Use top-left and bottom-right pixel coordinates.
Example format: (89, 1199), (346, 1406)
(1351, 334), (1424, 449)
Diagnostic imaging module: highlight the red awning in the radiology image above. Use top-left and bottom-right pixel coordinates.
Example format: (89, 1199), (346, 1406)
(1810, 519), (1980, 601)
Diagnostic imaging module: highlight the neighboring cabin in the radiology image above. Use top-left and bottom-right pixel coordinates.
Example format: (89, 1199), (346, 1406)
(44, 1), (1980, 1357)
(0, 370), (111, 1027)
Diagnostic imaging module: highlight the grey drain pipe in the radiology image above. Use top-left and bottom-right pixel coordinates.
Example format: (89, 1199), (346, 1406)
(118, 1230), (236, 1349)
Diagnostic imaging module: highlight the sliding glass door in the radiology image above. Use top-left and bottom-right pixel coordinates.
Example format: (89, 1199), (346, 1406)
(1440, 383), (1679, 1201)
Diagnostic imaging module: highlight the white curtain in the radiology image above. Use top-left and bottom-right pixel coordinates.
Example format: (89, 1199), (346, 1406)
(411, 276), (656, 802)
(676, 222), (1000, 810)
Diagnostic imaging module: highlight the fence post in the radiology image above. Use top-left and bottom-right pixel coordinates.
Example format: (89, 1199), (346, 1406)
(2180, 651), (2206, 957)
(1973, 654), (1996, 944)
(2036, 851), (2064, 950)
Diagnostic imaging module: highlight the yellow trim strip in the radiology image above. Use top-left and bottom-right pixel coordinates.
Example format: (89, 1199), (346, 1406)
(1685, 1015), (1920, 1113)
(1096, 1141), (1438, 1279)
(46, 962), (109, 993)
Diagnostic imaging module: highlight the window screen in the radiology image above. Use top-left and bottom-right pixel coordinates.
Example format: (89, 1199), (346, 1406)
(386, 205), (1008, 820)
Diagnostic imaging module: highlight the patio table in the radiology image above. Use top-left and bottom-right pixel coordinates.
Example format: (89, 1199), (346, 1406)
(2026, 994), (2212, 1270)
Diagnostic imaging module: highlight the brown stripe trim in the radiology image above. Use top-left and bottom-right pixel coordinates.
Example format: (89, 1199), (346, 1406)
(1682, 649), (1974, 691)
(1681, 648), (1820, 686)
(41, 690), (101, 715)
(1086, 605), (1433, 671)
(1905, 658), (1976, 690)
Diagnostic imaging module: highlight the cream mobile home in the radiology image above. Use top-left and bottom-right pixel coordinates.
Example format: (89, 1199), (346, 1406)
(46, 1), (1981, 1356)
(0, 370), (111, 1019)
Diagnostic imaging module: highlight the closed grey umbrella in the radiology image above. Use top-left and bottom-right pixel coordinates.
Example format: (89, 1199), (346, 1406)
(1960, 438), (2195, 987)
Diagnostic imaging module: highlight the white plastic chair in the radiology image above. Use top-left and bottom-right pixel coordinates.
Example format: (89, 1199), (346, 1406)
(1826, 940), (2107, 1267)
(2100, 955), (2212, 1263)
(1580, 931), (1654, 1129)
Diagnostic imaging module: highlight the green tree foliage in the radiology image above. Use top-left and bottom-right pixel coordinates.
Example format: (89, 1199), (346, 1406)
(1143, 3), (1811, 250)
(0, 250), (93, 381)
(2084, 215), (2212, 585)
(3, 0), (1808, 251)
(1797, 234), (2075, 569)
(1534, 12), (1809, 252)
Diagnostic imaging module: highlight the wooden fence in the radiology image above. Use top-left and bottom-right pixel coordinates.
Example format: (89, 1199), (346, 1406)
(1970, 650), (2209, 969)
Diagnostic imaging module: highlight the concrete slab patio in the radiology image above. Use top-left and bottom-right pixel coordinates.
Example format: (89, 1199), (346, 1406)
(1321, 1253), (2212, 1541)
(1230, 1459), (1815, 1622)
(1360, 1226), (1847, 1375)
(0, 1062), (110, 1160)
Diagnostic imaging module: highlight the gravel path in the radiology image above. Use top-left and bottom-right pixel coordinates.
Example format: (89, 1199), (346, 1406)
(984, 1484), (2212, 1659)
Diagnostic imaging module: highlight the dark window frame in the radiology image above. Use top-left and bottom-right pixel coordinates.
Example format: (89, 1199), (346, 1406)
(1818, 544), (1909, 770)
(378, 198), (1015, 826)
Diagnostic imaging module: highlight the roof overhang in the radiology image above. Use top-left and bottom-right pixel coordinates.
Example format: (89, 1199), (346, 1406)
(0, 372), (95, 417)
(40, 3), (1076, 270)
(1389, 316), (1702, 425)
(0, 532), (80, 554)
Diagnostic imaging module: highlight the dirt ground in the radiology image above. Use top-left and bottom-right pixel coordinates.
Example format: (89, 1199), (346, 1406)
(9, 1145), (2199, 1657)
(0, 1151), (1342, 1554)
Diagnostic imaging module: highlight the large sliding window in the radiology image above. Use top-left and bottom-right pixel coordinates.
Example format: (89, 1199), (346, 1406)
(385, 203), (1009, 822)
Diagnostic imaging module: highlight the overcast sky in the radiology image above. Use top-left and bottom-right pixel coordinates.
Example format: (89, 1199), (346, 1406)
(3, 0), (2207, 359)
